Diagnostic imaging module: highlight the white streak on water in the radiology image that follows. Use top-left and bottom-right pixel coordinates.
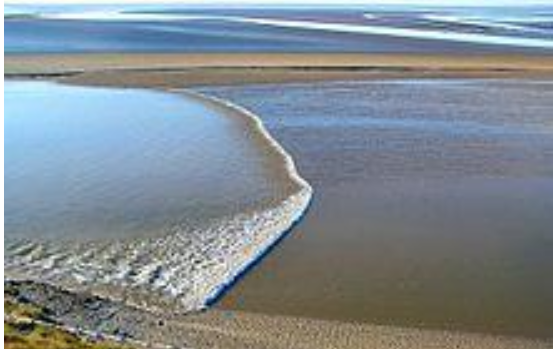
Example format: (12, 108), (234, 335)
(421, 14), (550, 34)
(41, 10), (202, 21)
(38, 10), (553, 49)
(183, 90), (313, 306)
(232, 15), (553, 49)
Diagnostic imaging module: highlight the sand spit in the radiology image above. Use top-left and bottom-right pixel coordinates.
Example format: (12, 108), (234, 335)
(5, 85), (312, 313)
(7, 280), (553, 349)
(5, 54), (553, 88)
(6, 53), (553, 74)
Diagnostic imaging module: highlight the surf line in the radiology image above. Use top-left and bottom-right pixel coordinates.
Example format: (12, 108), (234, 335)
(177, 89), (314, 309)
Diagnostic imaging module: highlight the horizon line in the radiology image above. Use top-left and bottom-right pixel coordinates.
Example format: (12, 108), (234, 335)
(5, 0), (553, 7)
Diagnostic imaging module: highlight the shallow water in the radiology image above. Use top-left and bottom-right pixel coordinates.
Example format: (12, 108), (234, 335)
(5, 5), (553, 53)
(202, 80), (553, 337)
(5, 81), (281, 241)
(5, 81), (310, 311)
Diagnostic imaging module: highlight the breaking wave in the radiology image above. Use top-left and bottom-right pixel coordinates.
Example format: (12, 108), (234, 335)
(4, 88), (313, 312)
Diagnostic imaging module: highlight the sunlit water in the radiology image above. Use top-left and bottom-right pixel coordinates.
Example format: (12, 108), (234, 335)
(6, 81), (279, 241)
(5, 5), (553, 53)
(4, 81), (310, 310)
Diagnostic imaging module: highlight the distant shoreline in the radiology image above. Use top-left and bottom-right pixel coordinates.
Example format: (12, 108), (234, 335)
(6, 53), (553, 89)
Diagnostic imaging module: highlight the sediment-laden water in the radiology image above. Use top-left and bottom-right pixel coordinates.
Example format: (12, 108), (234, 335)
(200, 79), (553, 337)
(4, 81), (311, 311)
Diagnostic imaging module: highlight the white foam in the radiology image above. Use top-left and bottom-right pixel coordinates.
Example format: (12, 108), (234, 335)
(183, 90), (313, 306)
(40, 10), (202, 21)
(5, 89), (313, 312)
(37, 9), (553, 49)
(232, 15), (553, 49)
(421, 14), (549, 34)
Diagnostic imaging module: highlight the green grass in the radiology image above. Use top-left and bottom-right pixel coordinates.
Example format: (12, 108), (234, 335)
(4, 299), (131, 349)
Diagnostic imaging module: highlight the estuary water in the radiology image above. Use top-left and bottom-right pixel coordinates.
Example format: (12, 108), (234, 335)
(5, 81), (311, 310)
(5, 5), (553, 54)
(202, 80), (553, 337)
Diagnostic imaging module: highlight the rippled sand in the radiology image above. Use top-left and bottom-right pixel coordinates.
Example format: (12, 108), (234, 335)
(9, 280), (553, 349)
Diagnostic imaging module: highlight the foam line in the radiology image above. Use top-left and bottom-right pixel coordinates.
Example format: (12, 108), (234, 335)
(180, 89), (314, 308)
(39, 10), (201, 21)
(5, 85), (313, 313)
(233, 15), (553, 49)
(38, 9), (553, 49)
(421, 14), (549, 34)
(203, 200), (313, 307)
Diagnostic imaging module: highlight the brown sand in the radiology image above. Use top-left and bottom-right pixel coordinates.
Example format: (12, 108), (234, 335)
(7, 279), (553, 349)
(167, 310), (553, 349)
(6, 53), (553, 88)
(137, 309), (553, 349)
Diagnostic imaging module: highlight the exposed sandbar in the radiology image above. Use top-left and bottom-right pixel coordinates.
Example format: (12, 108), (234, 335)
(6, 53), (553, 88)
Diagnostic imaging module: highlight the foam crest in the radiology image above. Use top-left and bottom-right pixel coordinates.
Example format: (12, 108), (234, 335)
(5, 89), (313, 312)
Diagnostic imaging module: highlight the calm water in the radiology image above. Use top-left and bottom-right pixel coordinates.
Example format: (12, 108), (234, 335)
(202, 80), (553, 337)
(4, 81), (312, 310)
(5, 81), (283, 242)
(5, 5), (553, 54)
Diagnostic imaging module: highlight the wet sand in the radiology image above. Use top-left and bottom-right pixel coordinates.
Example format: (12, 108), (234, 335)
(8, 280), (553, 349)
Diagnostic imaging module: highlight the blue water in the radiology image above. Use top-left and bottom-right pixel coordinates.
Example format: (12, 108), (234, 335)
(5, 81), (279, 241)
(5, 5), (553, 53)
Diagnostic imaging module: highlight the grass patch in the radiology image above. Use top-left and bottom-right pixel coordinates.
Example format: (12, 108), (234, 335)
(5, 298), (131, 349)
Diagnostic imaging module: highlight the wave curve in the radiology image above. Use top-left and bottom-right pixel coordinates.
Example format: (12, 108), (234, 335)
(5, 87), (313, 313)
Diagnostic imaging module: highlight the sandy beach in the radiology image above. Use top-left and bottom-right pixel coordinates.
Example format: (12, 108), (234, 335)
(6, 280), (553, 349)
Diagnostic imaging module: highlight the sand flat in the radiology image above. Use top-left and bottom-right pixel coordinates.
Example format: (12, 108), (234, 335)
(177, 310), (553, 349)
(6, 53), (553, 86)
